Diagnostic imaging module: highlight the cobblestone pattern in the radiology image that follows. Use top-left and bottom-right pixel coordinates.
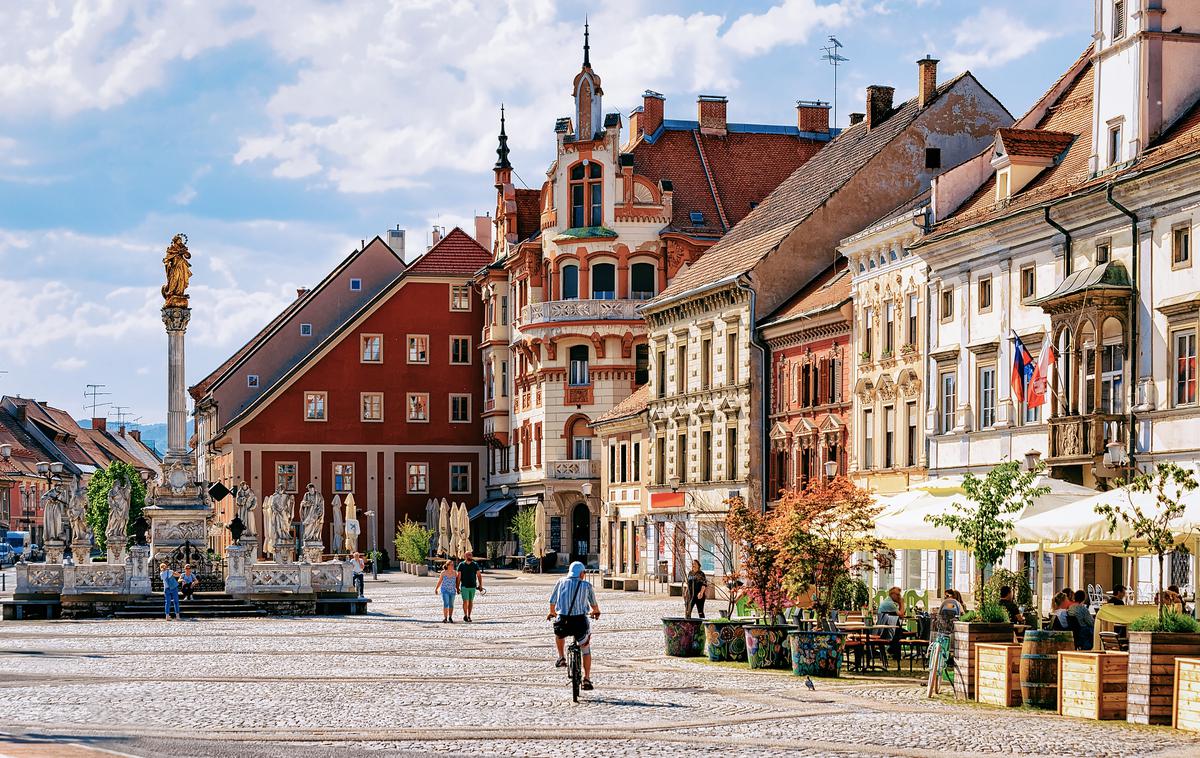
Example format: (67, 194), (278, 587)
(1, 571), (1199, 757)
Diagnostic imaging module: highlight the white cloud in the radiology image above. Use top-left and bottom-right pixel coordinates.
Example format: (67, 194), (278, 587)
(53, 356), (86, 371)
(940, 7), (1058, 74)
(171, 165), (211, 206)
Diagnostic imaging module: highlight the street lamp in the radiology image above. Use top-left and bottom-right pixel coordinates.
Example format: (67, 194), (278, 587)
(823, 459), (838, 480)
(500, 483), (509, 496)
(668, 475), (681, 493)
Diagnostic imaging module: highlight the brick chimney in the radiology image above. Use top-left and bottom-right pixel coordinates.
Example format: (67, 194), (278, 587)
(917, 56), (939, 108)
(865, 85), (895, 130)
(431, 227), (443, 247)
(130, 429), (142, 442)
(697, 95), (727, 136)
(641, 91), (665, 138)
(796, 100), (830, 134)
(849, 112), (866, 125)
(91, 417), (106, 432)
(474, 214), (493, 251)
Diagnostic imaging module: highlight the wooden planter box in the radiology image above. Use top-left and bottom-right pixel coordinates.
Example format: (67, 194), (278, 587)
(953, 622), (1014, 700)
(974, 643), (1021, 707)
(1058, 651), (1128, 721)
(1127, 631), (1200, 725)
(1173, 657), (1200, 733)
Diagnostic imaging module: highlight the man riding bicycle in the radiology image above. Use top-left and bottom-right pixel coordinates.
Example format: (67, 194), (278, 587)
(547, 561), (601, 691)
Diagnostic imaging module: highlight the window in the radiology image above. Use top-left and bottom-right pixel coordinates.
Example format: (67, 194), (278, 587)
(406, 463), (428, 493)
(635, 344), (649, 386)
(655, 349), (666, 396)
(1112, 0), (1125, 40)
(1108, 123), (1123, 165)
(979, 365), (997, 429)
(863, 307), (874, 359)
(631, 262), (655, 299)
(726, 426), (738, 480)
(572, 423), (593, 460)
(350, 278), (362, 291)
(1096, 241), (1111, 265)
(561, 264), (579, 300)
(862, 409), (874, 470)
(940, 288), (954, 322)
(906, 294), (918, 345)
(361, 392), (383, 422)
(500, 295), (508, 324)
(675, 344), (687, 394)
(360, 334), (382, 363)
(450, 336), (471, 365)
(1021, 265), (1036, 301)
(333, 463), (354, 493)
(247, 374), (259, 388)
(450, 394), (471, 423)
(655, 436), (666, 485)
(675, 433), (687, 483)
(701, 338), (712, 390)
(275, 462), (297, 493)
(300, 323), (313, 336)
(939, 371), (956, 433)
(304, 391), (327, 421)
(1173, 225), (1191, 268)
(1174, 329), (1197, 406)
(534, 423), (542, 466)
(906, 401), (918, 468)
(407, 335), (429, 364)
(924, 147), (942, 169)
(407, 393), (429, 422)
(569, 161), (603, 227)
(1086, 343), (1125, 414)
(450, 463), (470, 494)
(450, 285), (472, 311)
(726, 332), (738, 384)
(500, 361), (508, 396)
(884, 406), (895, 469)
(591, 262), (616, 299)
(568, 345), (590, 386)
(884, 302), (895, 355)
(978, 276), (992, 312)
(632, 441), (640, 482)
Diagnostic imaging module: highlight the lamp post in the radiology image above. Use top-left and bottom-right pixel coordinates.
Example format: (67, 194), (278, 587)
(823, 459), (838, 481)
(365, 509), (378, 579)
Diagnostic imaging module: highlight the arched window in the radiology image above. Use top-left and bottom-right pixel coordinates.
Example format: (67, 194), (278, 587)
(569, 416), (593, 460)
(569, 161), (603, 228)
(569, 344), (590, 386)
(561, 264), (579, 300)
(592, 262), (615, 299)
(631, 262), (656, 299)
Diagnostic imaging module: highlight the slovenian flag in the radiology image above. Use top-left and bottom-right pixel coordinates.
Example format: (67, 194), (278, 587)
(1011, 333), (1035, 403)
(1027, 338), (1056, 408)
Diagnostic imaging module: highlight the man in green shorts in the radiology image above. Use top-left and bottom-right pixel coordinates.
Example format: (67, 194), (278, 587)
(456, 551), (484, 622)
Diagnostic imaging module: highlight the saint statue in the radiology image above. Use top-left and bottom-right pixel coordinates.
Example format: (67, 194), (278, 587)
(234, 482), (258, 537)
(67, 483), (90, 543)
(273, 493), (295, 549)
(40, 485), (67, 542)
(330, 495), (344, 553)
(300, 484), (325, 543)
(161, 233), (192, 308)
(106, 476), (132, 547)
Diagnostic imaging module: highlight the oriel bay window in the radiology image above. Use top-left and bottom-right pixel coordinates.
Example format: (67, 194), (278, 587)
(1175, 329), (1197, 406)
(569, 161), (603, 227)
(568, 345), (590, 386)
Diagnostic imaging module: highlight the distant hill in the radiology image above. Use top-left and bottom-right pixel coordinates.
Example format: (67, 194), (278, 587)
(77, 420), (192, 456)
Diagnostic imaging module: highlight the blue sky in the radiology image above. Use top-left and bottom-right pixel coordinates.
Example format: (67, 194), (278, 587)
(0, 0), (1091, 424)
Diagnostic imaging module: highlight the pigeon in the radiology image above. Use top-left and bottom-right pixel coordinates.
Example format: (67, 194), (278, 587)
(804, 676), (815, 691)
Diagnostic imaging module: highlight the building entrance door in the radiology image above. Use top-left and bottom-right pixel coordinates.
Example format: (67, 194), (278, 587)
(570, 502), (590, 564)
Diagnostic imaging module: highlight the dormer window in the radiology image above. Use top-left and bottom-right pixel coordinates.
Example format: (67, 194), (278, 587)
(300, 323), (313, 337)
(1112, 1), (1125, 40)
(1108, 122), (1123, 166)
(569, 161), (602, 227)
(350, 278), (362, 291)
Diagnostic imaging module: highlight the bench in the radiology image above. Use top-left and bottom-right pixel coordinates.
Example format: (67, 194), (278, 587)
(601, 576), (614, 589)
(610, 577), (639, 592)
(2, 599), (62, 621)
(315, 597), (371, 616)
(668, 582), (685, 597)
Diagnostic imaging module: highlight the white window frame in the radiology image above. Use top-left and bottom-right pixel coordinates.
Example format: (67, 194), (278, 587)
(406, 462), (429, 494)
(407, 334), (429, 364)
(360, 333), (383, 364)
(1173, 328), (1197, 407)
(276, 462), (298, 493)
(407, 392), (430, 423)
(449, 462), (471, 494)
(450, 284), (472, 311)
(361, 392), (384, 422)
(304, 391), (327, 422)
(332, 462), (354, 493)
(1173, 223), (1192, 269)
(247, 374), (259, 388)
(450, 335), (472, 365)
(939, 371), (956, 433)
(978, 364), (997, 429)
(300, 322), (313, 337)
(350, 278), (362, 291)
(449, 393), (471, 423)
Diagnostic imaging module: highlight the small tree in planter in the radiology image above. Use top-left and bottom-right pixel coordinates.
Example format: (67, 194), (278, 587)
(508, 506), (538, 557)
(725, 496), (792, 669)
(1095, 462), (1200, 724)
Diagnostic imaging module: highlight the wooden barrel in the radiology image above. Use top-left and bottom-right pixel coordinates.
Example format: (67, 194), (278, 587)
(1020, 630), (1073, 709)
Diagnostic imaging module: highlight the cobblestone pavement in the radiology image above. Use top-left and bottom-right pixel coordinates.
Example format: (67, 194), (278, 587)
(2, 570), (1199, 757)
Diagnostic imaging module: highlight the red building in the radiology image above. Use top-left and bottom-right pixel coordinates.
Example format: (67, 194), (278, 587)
(759, 261), (852, 501)
(191, 228), (491, 557)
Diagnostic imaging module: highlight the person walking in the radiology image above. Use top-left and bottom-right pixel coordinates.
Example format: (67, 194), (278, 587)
(456, 551), (484, 622)
(435, 559), (459, 623)
(179, 564), (199, 602)
(160, 563), (181, 621)
(349, 552), (366, 598)
(684, 560), (708, 619)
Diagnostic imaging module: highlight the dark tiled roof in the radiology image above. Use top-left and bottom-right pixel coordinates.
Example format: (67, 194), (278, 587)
(406, 227), (493, 276)
(998, 128), (1076, 159)
(761, 261), (851, 327)
(592, 384), (651, 426)
(514, 189), (541, 242)
(0, 405), (57, 478)
(654, 74), (972, 302)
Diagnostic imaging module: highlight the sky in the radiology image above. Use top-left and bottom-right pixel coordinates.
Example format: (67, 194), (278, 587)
(0, 0), (1092, 425)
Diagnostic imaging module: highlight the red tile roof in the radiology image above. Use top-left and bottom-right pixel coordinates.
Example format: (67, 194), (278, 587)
(0, 404), (58, 478)
(761, 261), (851, 327)
(514, 189), (542, 242)
(997, 128), (1076, 159)
(592, 384), (651, 426)
(5, 398), (102, 470)
(406, 227), (493, 276)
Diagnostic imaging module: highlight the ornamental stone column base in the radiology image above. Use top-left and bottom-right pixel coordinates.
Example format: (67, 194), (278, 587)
(273, 539), (296, 564)
(70, 541), (91, 564)
(44, 540), (65, 565)
(239, 535), (261, 562)
(225, 545), (249, 593)
(303, 541), (324, 564)
(129, 545), (152, 594)
(108, 544), (127, 566)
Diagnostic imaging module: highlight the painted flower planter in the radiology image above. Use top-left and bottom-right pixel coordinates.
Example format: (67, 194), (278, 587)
(661, 617), (704, 657)
(788, 630), (846, 678)
(703, 619), (748, 662)
(744, 624), (791, 670)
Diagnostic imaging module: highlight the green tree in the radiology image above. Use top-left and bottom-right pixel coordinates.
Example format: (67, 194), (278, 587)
(925, 461), (1049, 607)
(1095, 462), (1197, 622)
(393, 519), (433, 563)
(509, 506), (537, 554)
(85, 461), (147, 552)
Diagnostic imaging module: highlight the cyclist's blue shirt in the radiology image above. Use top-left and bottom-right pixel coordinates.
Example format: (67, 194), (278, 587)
(550, 577), (596, 615)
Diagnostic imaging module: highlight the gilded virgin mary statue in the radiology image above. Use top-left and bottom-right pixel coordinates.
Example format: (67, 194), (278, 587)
(162, 233), (192, 307)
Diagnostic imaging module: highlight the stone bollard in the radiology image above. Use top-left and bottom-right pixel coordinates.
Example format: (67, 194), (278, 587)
(128, 545), (152, 594)
(225, 545), (249, 593)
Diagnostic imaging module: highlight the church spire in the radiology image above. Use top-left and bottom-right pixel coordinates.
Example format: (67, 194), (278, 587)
(583, 17), (590, 68)
(494, 104), (511, 170)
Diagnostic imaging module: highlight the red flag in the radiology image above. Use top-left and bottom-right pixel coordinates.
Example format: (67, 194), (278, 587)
(1027, 341), (1056, 408)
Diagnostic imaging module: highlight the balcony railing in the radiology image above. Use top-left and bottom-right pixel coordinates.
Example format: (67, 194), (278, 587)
(1047, 413), (1125, 462)
(522, 299), (641, 325)
(549, 459), (599, 480)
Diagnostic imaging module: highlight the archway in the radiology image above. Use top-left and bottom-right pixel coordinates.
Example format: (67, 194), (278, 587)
(571, 501), (590, 564)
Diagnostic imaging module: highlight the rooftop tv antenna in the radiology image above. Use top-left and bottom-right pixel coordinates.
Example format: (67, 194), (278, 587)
(821, 36), (849, 129)
(112, 405), (132, 428)
(84, 384), (111, 418)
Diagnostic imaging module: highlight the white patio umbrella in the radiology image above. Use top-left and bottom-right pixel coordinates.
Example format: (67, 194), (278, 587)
(460, 501), (473, 556)
(438, 498), (450, 556)
(1016, 482), (1200, 552)
(533, 500), (546, 558)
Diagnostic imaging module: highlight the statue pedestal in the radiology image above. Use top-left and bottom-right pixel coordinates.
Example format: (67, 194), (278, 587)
(44, 540), (65, 565)
(238, 535), (260, 562)
(303, 541), (324, 564)
(273, 538), (296, 564)
(107, 544), (127, 565)
(225, 545), (249, 593)
(129, 545), (151, 594)
(69, 541), (91, 564)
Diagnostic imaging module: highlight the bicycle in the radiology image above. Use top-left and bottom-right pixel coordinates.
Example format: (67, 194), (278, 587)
(566, 638), (583, 702)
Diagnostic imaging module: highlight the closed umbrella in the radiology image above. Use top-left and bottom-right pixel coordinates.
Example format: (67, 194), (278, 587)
(459, 501), (473, 556)
(438, 498), (450, 557)
(533, 500), (546, 559)
(453, 501), (465, 558)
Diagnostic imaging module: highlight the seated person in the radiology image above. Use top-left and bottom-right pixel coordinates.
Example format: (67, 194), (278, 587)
(1168, 585), (1190, 615)
(997, 585), (1024, 624)
(1049, 592), (1070, 631)
(1069, 589), (1094, 649)
(1109, 585), (1126, 605)
(1059, 587), (1074, 610)
(876, 586), (907, 663)
(179, 563), (200, 601)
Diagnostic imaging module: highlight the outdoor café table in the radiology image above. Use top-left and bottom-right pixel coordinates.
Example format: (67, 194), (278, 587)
(1093, 604), (1154, 650)
(838, 622), (894, 672)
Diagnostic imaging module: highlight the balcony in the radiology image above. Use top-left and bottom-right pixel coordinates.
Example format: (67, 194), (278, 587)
(549, 459), (599, 480)
(522, 299), (641, 326)
(1047, 413), (1125, 464)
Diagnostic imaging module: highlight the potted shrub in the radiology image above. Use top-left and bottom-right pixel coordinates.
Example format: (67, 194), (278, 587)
(726, 497), (791, 670)
(1094, 463), (1200, 725)
(393, 520), (432, 576)
(926, 461), (1048, 698)
(774, 479), (891, 677)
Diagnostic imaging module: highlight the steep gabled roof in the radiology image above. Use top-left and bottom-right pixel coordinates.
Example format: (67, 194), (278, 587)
(592, 384), (651, 426)
(653, 73), (977, 303)
(514, 189), (542, 242)
(0, 405), (58, 478)
(760, 261), (851, 329)
(406, 227), (492, 276)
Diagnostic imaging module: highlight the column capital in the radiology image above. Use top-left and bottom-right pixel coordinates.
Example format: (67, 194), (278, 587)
(161, 307), (191, 332)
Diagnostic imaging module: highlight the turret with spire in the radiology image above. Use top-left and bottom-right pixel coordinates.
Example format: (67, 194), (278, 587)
(572, 19), (603, 142)
(494, 104), (513, 190)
